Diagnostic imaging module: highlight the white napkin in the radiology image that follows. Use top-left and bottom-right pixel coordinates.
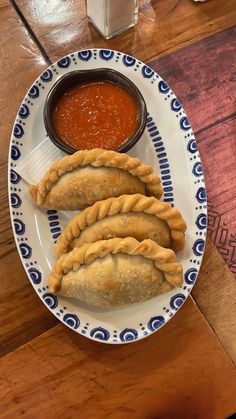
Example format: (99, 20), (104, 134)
(15, 137), (79, 219)
(15, 137), (65, 184)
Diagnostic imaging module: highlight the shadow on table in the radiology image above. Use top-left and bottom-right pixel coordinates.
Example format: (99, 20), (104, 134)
(58, 298), (234, 418)
(67, 301), (190, 374)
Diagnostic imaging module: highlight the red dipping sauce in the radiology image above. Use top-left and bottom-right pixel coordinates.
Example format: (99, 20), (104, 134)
(53, 82), (138, 150)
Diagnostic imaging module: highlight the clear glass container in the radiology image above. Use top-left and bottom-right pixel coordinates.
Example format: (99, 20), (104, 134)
(86, 0), (138, 40)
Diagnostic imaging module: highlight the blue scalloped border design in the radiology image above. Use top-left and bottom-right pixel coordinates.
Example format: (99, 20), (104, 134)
(8, 48), (207, 345)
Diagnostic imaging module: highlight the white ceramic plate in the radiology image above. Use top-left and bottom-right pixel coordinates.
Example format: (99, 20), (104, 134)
(8, 49), (207, 344)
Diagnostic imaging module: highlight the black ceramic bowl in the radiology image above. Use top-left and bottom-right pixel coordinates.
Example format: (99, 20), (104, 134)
(44, 68), (147, 154)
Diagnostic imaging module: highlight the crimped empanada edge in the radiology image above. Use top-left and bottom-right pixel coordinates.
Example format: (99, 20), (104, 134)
(29, 148), (163, 206)
(49, 237), (183, 294)
(55, 194), (187, 256)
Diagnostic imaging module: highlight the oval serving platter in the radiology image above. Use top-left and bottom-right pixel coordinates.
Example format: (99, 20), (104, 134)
(8, 49), (207, 344)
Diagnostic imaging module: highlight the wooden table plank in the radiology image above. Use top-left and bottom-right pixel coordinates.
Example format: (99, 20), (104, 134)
(149, 26), (236, 363)
(198, 117), (236, 272)
(0, 2), (235, 364)
(1, 1), (236, 415)
(193, 116), (236, 363)
(0, 251), (58, 357)
(0, 0), (58, 356)
(148, 26), (236, 133)
(193, 237), (236, 364)
(13, 0), (236, 63)
(1, 298), (236, 419)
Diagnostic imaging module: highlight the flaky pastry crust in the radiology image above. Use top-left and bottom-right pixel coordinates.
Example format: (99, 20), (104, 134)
(55, 194), (187, 256)
(29, 149), (163, 209)
(49, 237), (183, 295)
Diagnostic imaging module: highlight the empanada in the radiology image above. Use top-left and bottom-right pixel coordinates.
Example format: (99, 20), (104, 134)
(55, 194), (187, 256)
(29, 148), (163, 210)
(49, 237), (183, 308)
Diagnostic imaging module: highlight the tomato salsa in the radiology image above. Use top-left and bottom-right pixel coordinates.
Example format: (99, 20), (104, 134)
(53, 82), (138, 150)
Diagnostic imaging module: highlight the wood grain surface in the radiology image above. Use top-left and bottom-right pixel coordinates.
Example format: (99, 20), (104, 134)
(148, 26), (236, 362)
(13, 0), (236, 62)
(0, 0), (57, 357)
(193, 237), (236, 364)
(149, 26), (236, 134)
(0, 251), (58, 357)
(198, 119), (236, 271)
(149, 24), (236, 268)
(0, 0), (48, 258)
(1, 0), (236, 416)
(1, 298), (236, 419)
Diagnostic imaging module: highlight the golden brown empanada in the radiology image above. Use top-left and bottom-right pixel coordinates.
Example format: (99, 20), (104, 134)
(29, 149), (163, 210)
(49, 237), (183, 308)
(55, 194), (187, 256)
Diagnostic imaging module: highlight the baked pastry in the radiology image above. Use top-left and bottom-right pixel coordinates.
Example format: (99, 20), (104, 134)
(54, 194), (187, 256)
(29, 148), (163, 210)
(49, 237), (183, 308)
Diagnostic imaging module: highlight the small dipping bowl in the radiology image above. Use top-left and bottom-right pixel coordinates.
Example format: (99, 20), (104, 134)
(44, 68), (147, 154)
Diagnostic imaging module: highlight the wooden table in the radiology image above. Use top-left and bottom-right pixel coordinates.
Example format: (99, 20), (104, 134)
(0, 1), (236, 417)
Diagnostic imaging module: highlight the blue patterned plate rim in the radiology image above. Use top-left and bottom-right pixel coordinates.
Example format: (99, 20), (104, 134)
(8, 48), (207, 344)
